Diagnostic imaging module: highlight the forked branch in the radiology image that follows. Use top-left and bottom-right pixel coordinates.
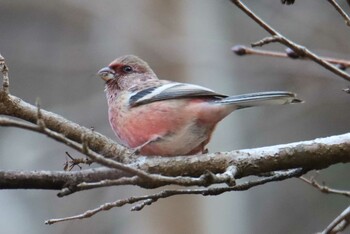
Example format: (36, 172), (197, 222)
(230, 0), (350, 82)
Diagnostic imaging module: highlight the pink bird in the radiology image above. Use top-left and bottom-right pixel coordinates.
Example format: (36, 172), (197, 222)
(98, 55), (301, 156)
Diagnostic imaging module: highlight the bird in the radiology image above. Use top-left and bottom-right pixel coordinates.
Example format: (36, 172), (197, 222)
(98, 55), (301, 157)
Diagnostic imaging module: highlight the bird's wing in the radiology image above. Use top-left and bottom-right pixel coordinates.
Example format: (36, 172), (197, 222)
(129, 82), (227, 107)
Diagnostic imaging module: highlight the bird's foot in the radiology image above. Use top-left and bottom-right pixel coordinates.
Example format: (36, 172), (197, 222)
(202, 148), (209, 154)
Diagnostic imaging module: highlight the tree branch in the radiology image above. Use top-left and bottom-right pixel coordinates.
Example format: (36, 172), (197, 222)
(300, 176), (350, 198)
(0, 132), (349, 193)
(232, 46), (350, 70)
(0, 116), (163, 182)
(0, 92), (130, 162)
(327, 0), (350, 26)
(135, 133), (350, 178)
(231, 0), (350, 82)
(321, 206), (350, 234)
(45, 168), (305, 224)
(0, 168), (129, 190)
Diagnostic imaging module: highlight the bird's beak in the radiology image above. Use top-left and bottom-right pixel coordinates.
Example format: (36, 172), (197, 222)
(97, 67), (115, 82)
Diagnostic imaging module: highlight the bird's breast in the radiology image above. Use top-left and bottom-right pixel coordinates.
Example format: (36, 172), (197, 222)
(108, 96), (230, 156)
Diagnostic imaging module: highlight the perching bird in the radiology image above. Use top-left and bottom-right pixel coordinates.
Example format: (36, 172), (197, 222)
(98, 55), (301, 156)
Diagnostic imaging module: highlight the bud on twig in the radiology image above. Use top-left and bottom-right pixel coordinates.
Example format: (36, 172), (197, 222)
(231, 45), (247, 56)
(285, 48), (300, 59)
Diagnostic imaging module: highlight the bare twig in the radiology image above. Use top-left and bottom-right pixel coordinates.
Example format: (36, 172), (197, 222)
(69, 166), (237, 196)
(57, 176), (150, 196)
(230, 0), (350, 82)
(63, 152), (93, 171)
(232, 46), (350, 69)
(63, 165), (237, 196)
(45, 168), (305, 224)
(300, 176), (350, 198)
(251, 36), (281, 47)
(327, 0), (350, 26)
(77, 176), (140, 189)
(321, 206), (350, 234)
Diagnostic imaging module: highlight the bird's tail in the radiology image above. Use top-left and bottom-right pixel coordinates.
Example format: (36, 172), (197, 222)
(215, 91), (302, 109)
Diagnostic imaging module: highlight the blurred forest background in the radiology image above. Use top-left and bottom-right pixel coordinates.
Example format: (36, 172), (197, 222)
(0, 0), (349, 233)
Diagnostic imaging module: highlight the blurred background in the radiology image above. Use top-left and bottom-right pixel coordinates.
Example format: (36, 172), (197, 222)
(0, 0), (349, 233)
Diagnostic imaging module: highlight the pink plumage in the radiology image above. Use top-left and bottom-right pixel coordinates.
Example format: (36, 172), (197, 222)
(98, 55), (301, 156)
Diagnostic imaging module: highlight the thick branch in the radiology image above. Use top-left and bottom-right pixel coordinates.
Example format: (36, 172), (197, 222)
(0, 116), (162, 182)
(1, 133), (349, 191)
(137, 133), (350, 178)
(0, 168), (129, 190)
(0, 92), (130, 162)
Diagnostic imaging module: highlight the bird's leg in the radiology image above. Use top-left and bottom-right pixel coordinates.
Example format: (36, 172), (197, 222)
(130, 135), (163, 155)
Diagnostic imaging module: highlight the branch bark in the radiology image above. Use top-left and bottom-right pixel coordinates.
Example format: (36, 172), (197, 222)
(1, 132), (349, 191)
(0, 92), (130, 162)
(0, 168), (129, 190)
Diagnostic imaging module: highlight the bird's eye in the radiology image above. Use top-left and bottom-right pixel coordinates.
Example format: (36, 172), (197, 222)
(122, 65), (133, 73)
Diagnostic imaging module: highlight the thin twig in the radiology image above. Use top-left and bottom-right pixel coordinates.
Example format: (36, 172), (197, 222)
(251, 36), (281, 47)
(62, 166), (238, 196)
(57, 176), (142, 197)
(230, 0), (350, 82)
(45, 168), (305, 224)
(77, 176), (140, 190)
(327, 0), (350, 26)
(63, 152), (93, 171)
(72, 166), (237, 196)
(321, 206), (350, 234)
(232, 45), (350, 68)
(300, 176), (350, 198)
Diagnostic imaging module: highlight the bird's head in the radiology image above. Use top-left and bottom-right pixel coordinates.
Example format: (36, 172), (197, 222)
(98, 55), (157, 92)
